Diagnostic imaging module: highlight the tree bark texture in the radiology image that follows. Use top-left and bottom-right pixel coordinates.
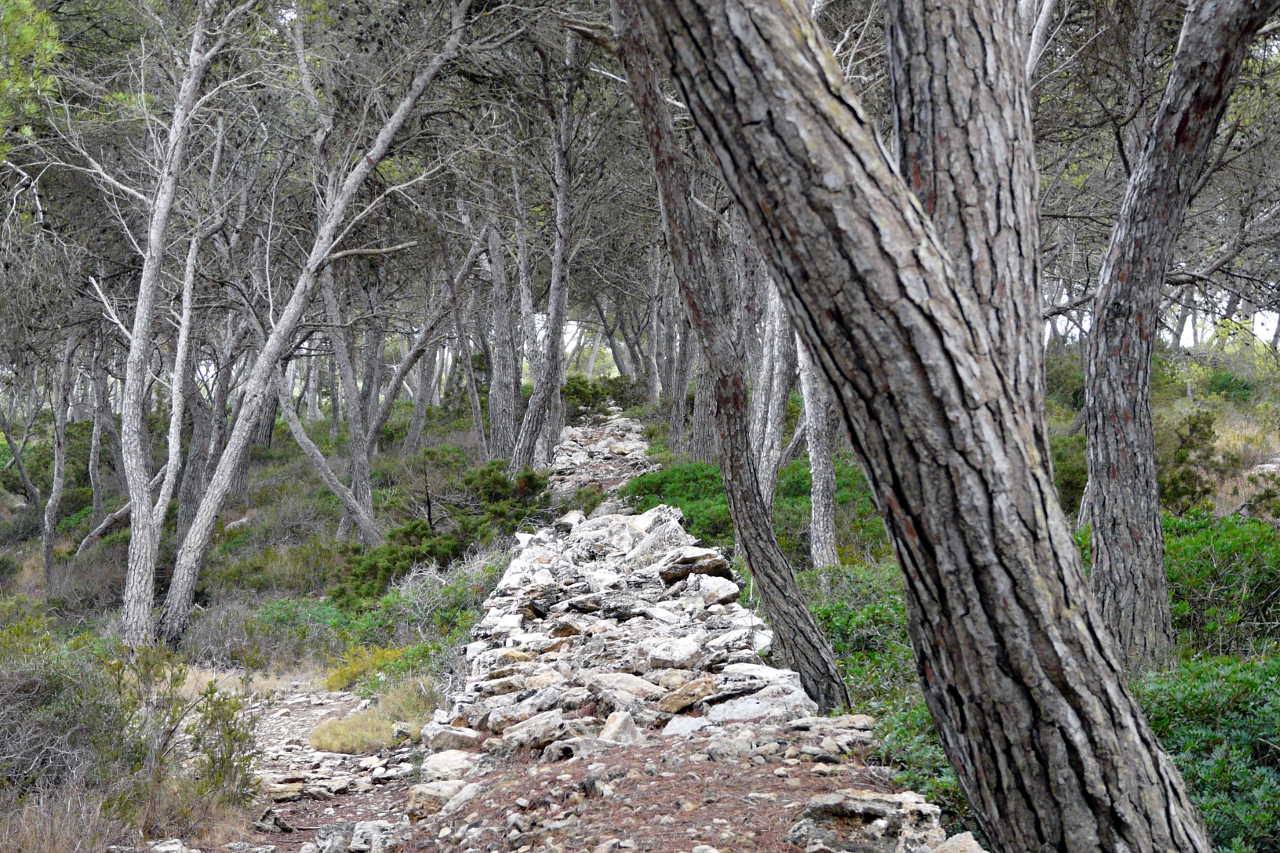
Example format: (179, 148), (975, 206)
(42, 337), (77, 589)
(635, 0), (1212, 848)
(613, 0), (849, 713)
(1083, 0), (1280, 672)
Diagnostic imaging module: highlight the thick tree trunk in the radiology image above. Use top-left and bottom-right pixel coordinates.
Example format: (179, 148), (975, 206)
(636, 0), (1212, 848)
(614, 0), (848, 713)
(798, 340), (838, 569)
(1083, 0), (1279, 673)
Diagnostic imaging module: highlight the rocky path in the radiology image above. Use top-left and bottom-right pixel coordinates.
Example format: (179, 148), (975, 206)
(142, 416), (980, 853)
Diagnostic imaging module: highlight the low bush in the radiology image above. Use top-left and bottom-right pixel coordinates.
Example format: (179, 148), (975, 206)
(1164, 513), (1280, 654)
(0, 599), (259, 839)
(330, 462), (544, 608)
(1136, 655), (1280, 852)
(562, 375), (646, 421)
(1156, 409), (1241, 515)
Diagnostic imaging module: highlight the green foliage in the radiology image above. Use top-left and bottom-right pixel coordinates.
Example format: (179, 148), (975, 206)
(0, 600), (258, 827)
(0, 0), (60, 154)
(624, 454), (889, 567)
(1164, 513), (1280, 654)
(624, 462), (733, 547)
(0, 554), (16, 586)
(1044, 345), (1086, 411)
(330, 461), (546, 609)
(1156, 409), (1241, 515)
(1135, 655), (1280, 852)
(1050, 434), (1088, 515)
(570, 484), (605, 516)
(1206, 369), (1256, 403)
(562, 375), (647, 421)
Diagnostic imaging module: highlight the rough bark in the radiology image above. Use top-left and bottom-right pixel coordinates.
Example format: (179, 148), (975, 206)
(613, 0), (848, 713)
(636, 0), (1212, 848)
(752, 283), (797, 503)
(1083, 0), (1280, 673)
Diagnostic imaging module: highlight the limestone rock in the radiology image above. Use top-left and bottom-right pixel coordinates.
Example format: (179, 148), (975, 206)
(419, 749), (476, 781)
(786, 789), (945, 853)
(598, 710), (642, 745)
(932, 832), (987, 852)
(406, 780), (468, 822)
(420, 722), (482, 751)
(655, 546), (733, 584)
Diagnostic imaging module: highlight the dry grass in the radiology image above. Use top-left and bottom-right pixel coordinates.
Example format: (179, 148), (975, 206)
(0, 787), (134, 853)
(310, 709), (398, 754)
(309, 680), (437, 754)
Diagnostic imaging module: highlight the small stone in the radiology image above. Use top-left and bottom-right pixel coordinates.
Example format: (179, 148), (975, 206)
(599, 710), (643, 745)
(420, 749), (477, 781)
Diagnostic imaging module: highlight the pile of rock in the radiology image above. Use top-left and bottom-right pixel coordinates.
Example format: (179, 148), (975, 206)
(391, 414), (982, 851)
(545, 415), (656, 497)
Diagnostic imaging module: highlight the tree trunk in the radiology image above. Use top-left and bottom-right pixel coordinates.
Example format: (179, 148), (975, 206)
(510, 40), (578, 473)
(636, 0), (1212, 848)
(613, 0), (849, 713)
(156, 11), (471, 642)
(42, 338), (77, 589)
(752, 283), (797, 503)
(1083, 0), (1279, 673)
(487, 206), (519, 460)
(798, 340), (839, 569)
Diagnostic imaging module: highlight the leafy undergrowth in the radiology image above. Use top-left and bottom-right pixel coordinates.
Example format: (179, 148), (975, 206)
(623, 453), (891, 567)
(1136, 655), (1280, 852)
(0, 598), (259, 849)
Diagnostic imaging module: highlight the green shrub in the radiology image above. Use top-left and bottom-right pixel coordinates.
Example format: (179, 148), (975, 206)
(1205, 369), (1255, 403)
(1135, 655), (1280, 852)
(0, 600), (259, 830)
(562, 375), (647, 422)
(0, 555), (16, 586)
(1164, 513), (1280, 654)
(624, 455), (889, 567)
(1156, 409), (1240, 515)
(1050, 434), (1088, 516)
(330, 461), (546, 608)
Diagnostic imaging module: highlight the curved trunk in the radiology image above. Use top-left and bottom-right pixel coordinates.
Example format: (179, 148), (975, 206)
(636, 0), (1212, 847)
(1083, 0), (1280, 672)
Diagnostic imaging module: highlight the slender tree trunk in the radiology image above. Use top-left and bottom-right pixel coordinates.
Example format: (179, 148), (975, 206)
(798, 340), (838, 569)
(614, 0), (848, 712)
(1083, 0), (1280, 672)
(156, 11), (471, 641)
(753, 283), (797, 503)
(510, 41), (579, 473)
(487, 208), (519, 460)
(42, 338), (77, 589)
(636, 0), (1212, 847)
(120, 5), (221, 647)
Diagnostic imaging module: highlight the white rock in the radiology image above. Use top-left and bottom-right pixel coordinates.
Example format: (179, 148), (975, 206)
(698, 575), (741, 606)
(599, 710), (643, 745)
(586, 671), (664, 698)
(932, 832), (988, 852)
(420, 749), (476, 781)
(662, 716), (716, 737)
(420, 723), (482, 751)
(643, 635), (703, 669)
